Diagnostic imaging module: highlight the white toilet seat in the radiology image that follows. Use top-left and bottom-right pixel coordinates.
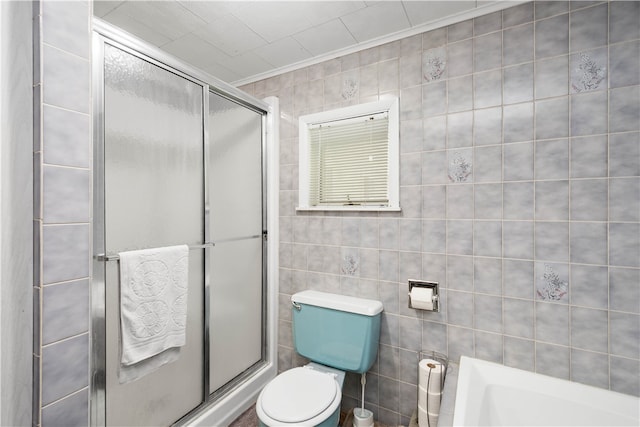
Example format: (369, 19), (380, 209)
(256, 367), (342, 426)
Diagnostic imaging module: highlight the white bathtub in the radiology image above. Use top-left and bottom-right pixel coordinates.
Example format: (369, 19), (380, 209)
(452, 356), (640, 426)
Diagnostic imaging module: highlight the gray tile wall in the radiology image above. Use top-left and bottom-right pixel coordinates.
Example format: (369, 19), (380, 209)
(33, 1), (91, 426)
(241, 1), (640, 424)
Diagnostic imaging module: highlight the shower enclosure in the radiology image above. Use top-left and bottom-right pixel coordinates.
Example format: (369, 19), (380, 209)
(91, 21), (278, 426)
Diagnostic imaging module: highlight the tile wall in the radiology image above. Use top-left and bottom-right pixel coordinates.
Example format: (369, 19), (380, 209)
(240, 1), (640, 424)
(33, 1), (92, 426)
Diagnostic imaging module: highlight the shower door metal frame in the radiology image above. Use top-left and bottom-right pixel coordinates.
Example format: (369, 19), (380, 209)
(91, 19), (275, 427)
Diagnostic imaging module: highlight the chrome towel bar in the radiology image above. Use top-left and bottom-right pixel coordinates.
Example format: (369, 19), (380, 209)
(96, 242), (214, 262)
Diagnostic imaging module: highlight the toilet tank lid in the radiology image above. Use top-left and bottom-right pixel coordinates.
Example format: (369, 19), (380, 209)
(292, 290), (383, 316)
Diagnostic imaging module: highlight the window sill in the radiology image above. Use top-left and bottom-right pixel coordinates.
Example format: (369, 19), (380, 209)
(296, 206), (402, 212)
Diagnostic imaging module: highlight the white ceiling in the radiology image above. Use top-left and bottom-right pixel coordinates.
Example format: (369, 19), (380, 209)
(94, 1), (516, 85)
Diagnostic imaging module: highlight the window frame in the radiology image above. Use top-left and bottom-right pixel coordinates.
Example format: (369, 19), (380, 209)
(297, 97), (400, 212)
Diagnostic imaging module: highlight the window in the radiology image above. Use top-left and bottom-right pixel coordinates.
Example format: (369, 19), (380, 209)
(297, 98), (400, 211)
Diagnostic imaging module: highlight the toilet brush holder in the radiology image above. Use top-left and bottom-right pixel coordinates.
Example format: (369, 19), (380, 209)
(353, 408), (374, 427)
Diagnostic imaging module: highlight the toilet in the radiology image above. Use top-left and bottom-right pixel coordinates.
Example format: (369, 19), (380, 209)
(256, 290), (383, 427)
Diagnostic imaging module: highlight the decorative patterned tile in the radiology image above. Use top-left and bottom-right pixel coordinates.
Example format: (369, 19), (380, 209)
(570, 48), (607, 93)
(340, 251), (359, 276)
(447, 149), (473, 183)
(422, 47), (447, 82)
(535, 262), (569, 302)
(340, 72), (359, 101)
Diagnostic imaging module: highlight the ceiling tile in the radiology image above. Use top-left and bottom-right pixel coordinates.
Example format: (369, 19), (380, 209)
(100, 7), (172, 47)
(302, 1), (367, 26)
(293, 19), (357, 56)
(340, 2), (411, 42)
(402, 1), (477, 26)
(253, 37), (312, 68)
(219, 51), (276, 77)
(116, 1), (207, 41)
(232, 1), (314, 43)
(176, 0), (243, 24)
(161, 33), (240, 82)
(94, 1), (125, 17)
(193, 15), (267, 57)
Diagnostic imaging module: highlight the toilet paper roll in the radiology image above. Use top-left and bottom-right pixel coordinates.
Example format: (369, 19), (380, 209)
(418, 386), (442, 412)
(410, 287), (434, 310)
(417, 404), (428, 427)
(417, 405), (440, 427)
(427, 390), (442, 414)
(418, 359), (444, 394)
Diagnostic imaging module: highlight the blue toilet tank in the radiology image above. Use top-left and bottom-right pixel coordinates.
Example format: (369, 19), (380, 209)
(291, 290), (383, 374)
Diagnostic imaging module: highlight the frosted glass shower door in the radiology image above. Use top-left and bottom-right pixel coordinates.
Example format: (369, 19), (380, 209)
(102, 44), (204, 426)
(208, 92), (265, 393)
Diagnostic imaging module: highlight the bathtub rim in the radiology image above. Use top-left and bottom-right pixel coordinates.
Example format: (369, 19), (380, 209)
(452, 356), (640, 427)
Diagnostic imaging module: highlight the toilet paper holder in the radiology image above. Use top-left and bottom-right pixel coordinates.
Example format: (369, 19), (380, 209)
(408, 280), (440, 312)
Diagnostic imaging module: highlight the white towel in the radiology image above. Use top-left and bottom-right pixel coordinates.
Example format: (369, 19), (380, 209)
(119, 245), (189, 366)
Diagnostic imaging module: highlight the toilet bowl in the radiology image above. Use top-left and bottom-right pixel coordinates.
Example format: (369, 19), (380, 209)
(256, 363), (345, 427)
(256, 290), (383, 427)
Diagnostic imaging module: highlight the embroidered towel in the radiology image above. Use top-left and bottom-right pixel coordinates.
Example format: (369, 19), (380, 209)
(119, 245), (189, 366)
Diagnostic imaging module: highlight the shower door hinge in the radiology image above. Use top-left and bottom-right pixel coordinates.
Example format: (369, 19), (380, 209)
(262, 230), (268, 241)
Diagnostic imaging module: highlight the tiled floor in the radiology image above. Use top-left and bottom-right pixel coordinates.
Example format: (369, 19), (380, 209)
(229, 406), (396, 427)
(229, 405), (258, 427)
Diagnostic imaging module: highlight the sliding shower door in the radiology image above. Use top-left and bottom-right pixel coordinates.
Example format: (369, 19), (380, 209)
(208, 92), (265, 394)
(100, 43), (205, 426)
(93, 22), (272, 427)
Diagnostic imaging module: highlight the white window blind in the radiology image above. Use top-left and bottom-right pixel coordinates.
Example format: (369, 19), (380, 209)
(308, 112), (389, 206)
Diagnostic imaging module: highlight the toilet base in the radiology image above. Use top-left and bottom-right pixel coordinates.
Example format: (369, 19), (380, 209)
(257, 406), (339, 427)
